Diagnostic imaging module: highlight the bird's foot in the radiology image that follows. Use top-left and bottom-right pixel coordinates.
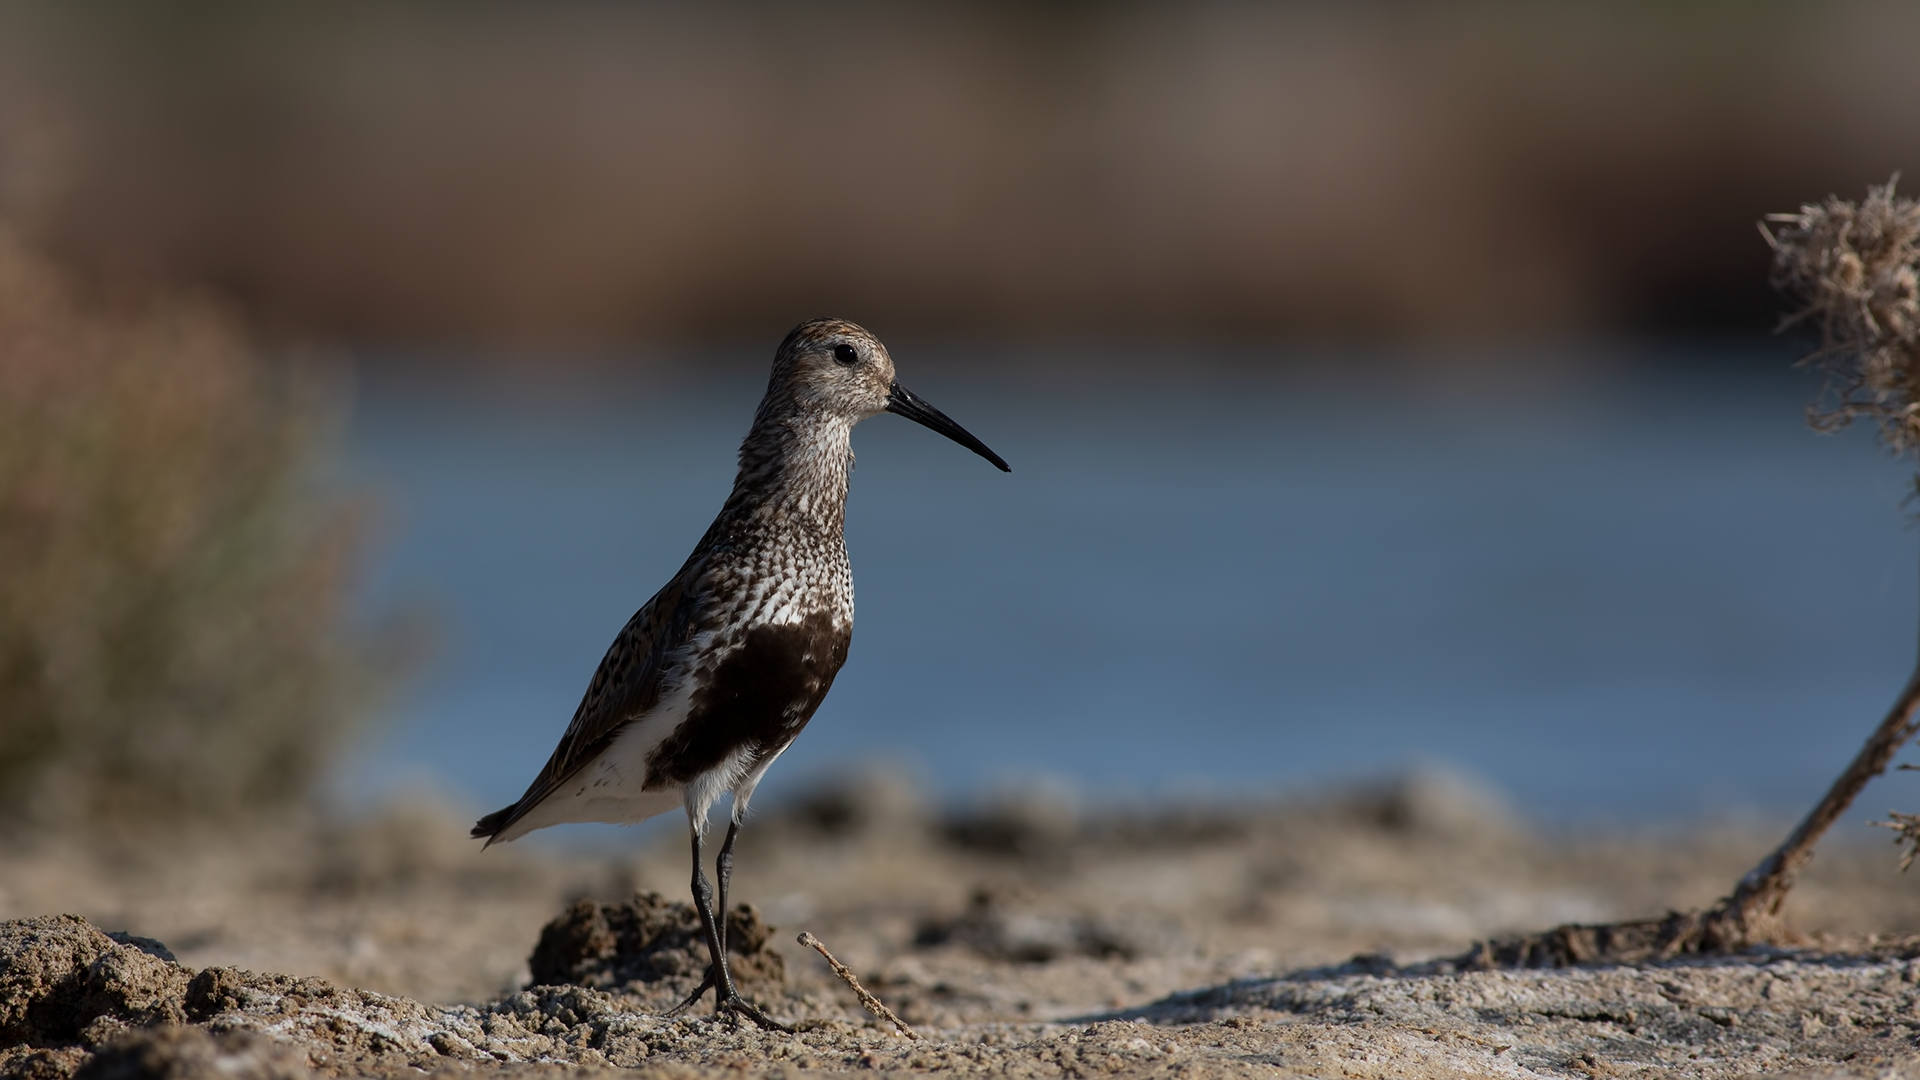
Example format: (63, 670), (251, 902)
(664, 969), (717, 1017)
(717, 991), (790, 1033)
(665, 970), (787, 1033)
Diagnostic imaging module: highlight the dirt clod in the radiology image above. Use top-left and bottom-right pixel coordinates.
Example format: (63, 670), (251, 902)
(526, 892), (783, 995)
(0, 916), (189, 1050)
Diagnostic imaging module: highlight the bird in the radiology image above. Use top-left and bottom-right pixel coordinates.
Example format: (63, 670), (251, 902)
(471, 318), (1009, 1028)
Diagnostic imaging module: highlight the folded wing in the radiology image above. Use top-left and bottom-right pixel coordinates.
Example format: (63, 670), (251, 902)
(471, 567), (702, 844)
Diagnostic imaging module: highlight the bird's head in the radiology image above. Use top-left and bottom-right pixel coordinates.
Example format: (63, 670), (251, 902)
(768, 318), (1010, 471)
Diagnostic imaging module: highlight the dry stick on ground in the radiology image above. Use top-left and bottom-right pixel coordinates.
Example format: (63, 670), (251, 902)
(796, 932), (919, 1040)
(1463, 179), (1920, 968)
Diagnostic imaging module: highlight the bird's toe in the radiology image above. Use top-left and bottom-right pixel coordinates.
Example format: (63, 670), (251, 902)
(664, 968), (717, 1017)
(719, 993), (790, 1033)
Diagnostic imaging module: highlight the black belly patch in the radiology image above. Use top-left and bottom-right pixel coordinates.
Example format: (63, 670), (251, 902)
(644, 611), (851, 787)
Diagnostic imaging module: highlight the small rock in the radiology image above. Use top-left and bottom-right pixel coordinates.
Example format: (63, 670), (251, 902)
(0, 1045), (90, 1080)
(100, 938), (173, 966)
(182, 969), (246, 1022)
(74, 1027), (309, 1080)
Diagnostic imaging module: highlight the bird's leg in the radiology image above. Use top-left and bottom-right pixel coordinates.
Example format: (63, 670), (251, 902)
(689, 826), (731, 1009)
(713, 819), (787, 1031)
(669, 822), (737, 1015)
(715, 818), (740, 957)
(665, 826), (717, 1016)
(680, 821), (786, 1031)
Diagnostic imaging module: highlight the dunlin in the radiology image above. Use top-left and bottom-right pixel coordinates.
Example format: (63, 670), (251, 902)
(472, 318), (1009, 1027)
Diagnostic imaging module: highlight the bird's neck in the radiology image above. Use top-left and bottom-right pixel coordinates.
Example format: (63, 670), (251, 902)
(727, 411), (854, 536)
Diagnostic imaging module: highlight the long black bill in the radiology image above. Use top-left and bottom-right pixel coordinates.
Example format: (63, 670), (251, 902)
(885, 382), (1011, 472)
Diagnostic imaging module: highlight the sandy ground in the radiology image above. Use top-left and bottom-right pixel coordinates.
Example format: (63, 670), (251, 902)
(5, 769), (1920, 1078)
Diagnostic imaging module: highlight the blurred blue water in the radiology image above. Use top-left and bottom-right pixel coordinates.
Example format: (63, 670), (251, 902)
(339, 346), (1920, 826)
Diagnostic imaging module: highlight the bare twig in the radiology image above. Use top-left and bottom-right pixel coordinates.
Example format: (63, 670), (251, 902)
(795, 932), (919, 1040)
(1873, 811), (1920, 871)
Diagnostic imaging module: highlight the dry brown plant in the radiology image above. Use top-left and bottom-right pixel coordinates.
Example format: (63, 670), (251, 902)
(1770, 178), (1920, 457)
(1460, 180), (1920, 966)
(1695, 179), (1920, 944)
(0, 229), (398, 835)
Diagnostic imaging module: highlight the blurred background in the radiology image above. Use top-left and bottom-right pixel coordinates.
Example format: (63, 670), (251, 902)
(4, 0), (1920, 841)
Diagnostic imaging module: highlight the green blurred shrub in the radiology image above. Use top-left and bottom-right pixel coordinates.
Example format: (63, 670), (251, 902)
(0, 230), (389, 832)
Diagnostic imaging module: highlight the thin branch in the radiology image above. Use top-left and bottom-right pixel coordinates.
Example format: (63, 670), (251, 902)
(796, 932), (919, 1040)
(1703, 665), (1920, 943)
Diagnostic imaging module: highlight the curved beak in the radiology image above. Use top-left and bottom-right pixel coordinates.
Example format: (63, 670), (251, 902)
(885, 382), (1011, 472)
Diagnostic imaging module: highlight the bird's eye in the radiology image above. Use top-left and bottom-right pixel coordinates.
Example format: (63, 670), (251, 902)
(832, 343), (859, 366)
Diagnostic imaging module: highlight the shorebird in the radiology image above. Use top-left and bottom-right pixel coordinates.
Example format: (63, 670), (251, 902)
(472, 318), (1008, 1028)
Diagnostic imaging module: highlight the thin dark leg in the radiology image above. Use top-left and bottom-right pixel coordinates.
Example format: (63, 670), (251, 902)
(715, 819), (741, 957)
(665, 826), (717, 1016)
(671, 822), (785, 1031)
(688, 826), (730, 1008)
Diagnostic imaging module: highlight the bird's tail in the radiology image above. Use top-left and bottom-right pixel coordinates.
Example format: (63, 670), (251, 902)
(471, 803), (518, 844)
